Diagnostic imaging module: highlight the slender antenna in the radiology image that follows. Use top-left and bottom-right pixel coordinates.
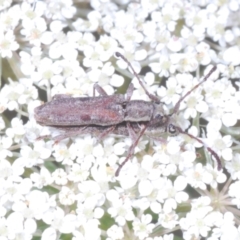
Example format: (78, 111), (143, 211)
(172, 66), (221, 170)
(115, 52), (160, 103)
(175, 126), (222, 170)
(172, 66), (217, 115)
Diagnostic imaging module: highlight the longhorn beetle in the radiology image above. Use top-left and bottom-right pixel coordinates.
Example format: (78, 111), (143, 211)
(34, 52), (222, 176)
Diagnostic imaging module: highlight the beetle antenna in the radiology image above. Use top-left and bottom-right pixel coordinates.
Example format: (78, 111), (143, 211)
(175, 126), (222, 170)
(115, 52), (160, 103)
(172, 66), (217, 115)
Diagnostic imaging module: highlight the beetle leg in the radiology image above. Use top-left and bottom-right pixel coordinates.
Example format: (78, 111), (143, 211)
(126, 122), (138, 142)
(126, 83), (134, 101)
(147, 135), (168, 144)
(93, 83), (108, 96)
(51, 94), (73, 100)
(96, 125), (116, 142)
(36, 135), (51, 141)
(52, 127), (89, 143)
(52, 125), (117, 144)
(115, 123), (148, 176)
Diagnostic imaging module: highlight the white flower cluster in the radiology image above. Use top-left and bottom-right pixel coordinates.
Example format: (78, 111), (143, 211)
(1, 0), (240, 239)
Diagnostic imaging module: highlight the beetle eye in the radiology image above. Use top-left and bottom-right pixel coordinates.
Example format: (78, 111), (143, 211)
(155, 114), (162, 119)
(168, 124), (178, 135)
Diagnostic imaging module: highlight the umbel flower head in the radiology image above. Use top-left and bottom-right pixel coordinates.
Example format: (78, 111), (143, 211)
(1, 0), (240, 239)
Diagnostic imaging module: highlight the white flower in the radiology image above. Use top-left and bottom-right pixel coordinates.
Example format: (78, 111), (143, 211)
(181, 26), (203, 47)
(0, 159), (12, 180)
(151, 29), (171, 51)
(35, 57), (62, 86)
(146, 234), (174, 240)
(26, 190), (56, 221)
(5, 212), (26, 238)
(211, 212), (240, 240)
(6, 118), (25, 142)
(141, 0), (162, 12)
(70, 32), (95, 51)
(173, 148), (196, 170)
(73, 219), (101, 240)
(133, 194), (162, 214)
(223, 46), (240, 65)
(12, 200), (37, 222)
(73, 11), (99, 32)
(86, 62), (117, 90)
(21, 17), (53, 46)
(158, 211), (179, 229)
(2, 178), (32, 203)
(228, 180), (240, 208)
(74, 136), (96, 160)
(57, 59), (84, 81)
(60, 42), (79, 61)
(98, 35), (118, 58)
(0, 30), (19, 58)
(207, 12), (229, 45)
(195, 42), (211, 65)
(59, 186), (76, 205)
(52, 169), (68, 186)
(111, 26), (143, 49)
(77, 180), (104, 206)
(30, 167), (54, 189)
(133, 214), (155, 240)
(222, 112), (238, 127)
(46, 0), (76, 19)
(150, 54), (176, 78)
(166, 138), (181, 155)
(157, 75), (182, 105)
(151, 4), (180, 32)
(53, 142), (77, 165)
(206, 132), (233, 161)
(48, 38), (66, 59)
(20, 1), (45, 23)
(0, 116), (5, 130)
(182, 90), (208, 119)
(161, 177), (188, 213)
(225, 153), (240, 180)
(68, 163), (91, 183)
(138, 179), (153, 197)
(172, 52), (199, 72)
(19, 47), (42, 76)
(184, 163), (213, 190)
(167, 36), (183, 52)
(185, 8), (208, 33)
(17, 140), (51, 168)
(0, 136), (12, 158)
(108, 199), (135, 226)
(205, 164), (227, 188)
(0, 0), (12, 11)
(218, 64), (240, 79)
(42, 207), (77, 236)
(204, 76), (235, 108)
(0, 4), (20, 31)
(180, 208), (213, 238)
(191, 196), (213, 213)
(83, 45), (105, 68)
(0, 79), (38, 111)
(41, 227), (57, 240)
(76, 201), (104, 226)
(106, 224), (124, 240)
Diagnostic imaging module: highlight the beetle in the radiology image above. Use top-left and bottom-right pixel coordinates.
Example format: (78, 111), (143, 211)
(34, 52), (222, 176)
